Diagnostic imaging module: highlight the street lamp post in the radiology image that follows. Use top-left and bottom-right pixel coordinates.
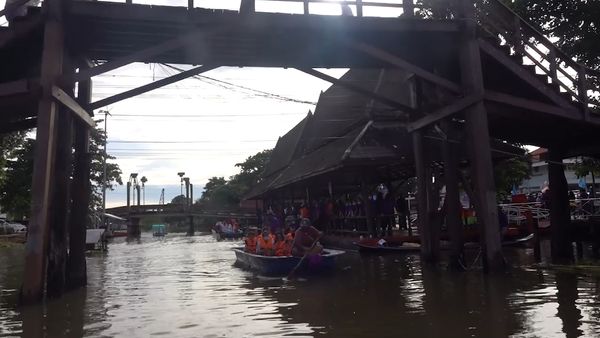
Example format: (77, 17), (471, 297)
(177, 172), (185, 202)
(141, 176), (148, 205)
(101, 110), (111, 228)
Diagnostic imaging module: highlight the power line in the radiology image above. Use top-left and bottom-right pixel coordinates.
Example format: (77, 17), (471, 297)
(162, 64), (318, 105)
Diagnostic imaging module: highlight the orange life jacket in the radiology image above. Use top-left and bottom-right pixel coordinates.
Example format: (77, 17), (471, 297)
(274, 240), (291, 256)
(245, 236), (257, 253)
(257, 235), (274, 255)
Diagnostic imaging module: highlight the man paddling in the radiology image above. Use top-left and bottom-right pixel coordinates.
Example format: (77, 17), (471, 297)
(291, 218), (323, 257)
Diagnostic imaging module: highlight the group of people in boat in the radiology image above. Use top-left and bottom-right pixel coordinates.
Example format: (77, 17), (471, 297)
(214, 219), (241, 234)
(244, 218), (323, 257)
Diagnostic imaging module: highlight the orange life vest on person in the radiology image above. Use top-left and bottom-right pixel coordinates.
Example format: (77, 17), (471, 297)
(257, 235), (274, 255)
(274, 239), (291, 256)
(245, 236), (257, 253)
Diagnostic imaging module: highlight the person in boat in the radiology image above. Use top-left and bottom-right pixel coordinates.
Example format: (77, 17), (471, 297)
(256, 227), (275, 256)
(292, 218), (323, 257)
(274, 232), (292, 257)
(244, 227), (258, 253)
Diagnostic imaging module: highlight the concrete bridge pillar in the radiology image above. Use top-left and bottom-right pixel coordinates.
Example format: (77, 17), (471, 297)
(128, 217), (141, 238)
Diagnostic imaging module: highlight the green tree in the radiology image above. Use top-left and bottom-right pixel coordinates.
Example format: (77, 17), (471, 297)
(90, 120), (123, 215)
(507, 0), (600, 71)
(0, 121), (122, 220)
(170, 194), (187, 205)
(494, 157), (531, 200)
(199, 149), (272, 208)
(0, 138), (35, 220)
(0, 131), (27, 189)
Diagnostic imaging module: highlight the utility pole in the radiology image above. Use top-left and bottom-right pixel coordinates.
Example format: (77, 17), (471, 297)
(101, 110), (111, 228)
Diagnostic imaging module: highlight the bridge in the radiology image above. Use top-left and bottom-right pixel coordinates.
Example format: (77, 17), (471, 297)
(105, 203), (258, 236)
(2, 0), (599, 303)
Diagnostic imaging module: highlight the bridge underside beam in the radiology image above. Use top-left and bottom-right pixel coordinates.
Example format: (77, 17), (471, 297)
(407, 94), (482, 132)
(89, 64), (218, 110)
(59, 26), (224, 85)
(341, 39), (462, 93)
(297, 67), (415, 114)
(51, 86), (95, 127)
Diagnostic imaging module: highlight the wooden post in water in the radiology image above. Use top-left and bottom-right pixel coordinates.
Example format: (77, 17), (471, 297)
(413, 130), (434, 261)
(361, 180), (375, 236)
(548, 148), (574, 264)
(441, 121), (463, 269)
(21, 0), (65, 304)
(458, 0), (504, 272)
(67, 65), (92, 290)
(46, 105), (74, 298)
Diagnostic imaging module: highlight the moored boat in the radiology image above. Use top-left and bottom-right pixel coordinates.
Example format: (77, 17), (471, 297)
(232, 247), (345, 276)
(357, 238), (421, 254)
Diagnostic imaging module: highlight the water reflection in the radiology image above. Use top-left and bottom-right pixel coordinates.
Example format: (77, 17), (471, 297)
(1, 235), (600, 337)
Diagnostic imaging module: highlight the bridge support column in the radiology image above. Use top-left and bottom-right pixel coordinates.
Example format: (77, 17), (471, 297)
(67, 64), (93, 291)
(46, 105), (73, 298)
(413, 130), (438, 263)
(441, 121), (463, 269)
(21, 0), (66, 304)
(548, 148), (574, 264)
(128, 217), (141, 238)
(187, 215), (194, 236)
(458, 0), (504, 273)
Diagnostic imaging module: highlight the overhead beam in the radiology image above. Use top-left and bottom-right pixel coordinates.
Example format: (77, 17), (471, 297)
(407, 94), (482, 132)
(0, 0), (30, 18)
(59, 27), (224, 85)
(89, 64), (218, 110)
(478, 38), (577, 112)
(51, 86), (95, 128)
(341, 39), (462, 93)
(297, 68), (416, 113)
(0, 118), (37, 134)
(484, 90), (581, 121)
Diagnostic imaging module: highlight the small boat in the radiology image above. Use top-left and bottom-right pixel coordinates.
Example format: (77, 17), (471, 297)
(212, 229), (244, 241)
(152, 224), (167, 237)
(232, 247), (345, 276)
(357, 238), (421, 254)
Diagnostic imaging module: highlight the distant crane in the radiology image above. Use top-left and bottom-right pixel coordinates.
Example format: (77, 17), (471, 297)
(159, 188), (165, 205)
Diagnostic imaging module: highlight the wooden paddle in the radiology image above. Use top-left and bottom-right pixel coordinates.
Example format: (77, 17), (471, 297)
(287, 234), (322, 279)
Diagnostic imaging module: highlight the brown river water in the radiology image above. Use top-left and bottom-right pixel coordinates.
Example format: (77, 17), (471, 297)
(1, 234), (600, 338)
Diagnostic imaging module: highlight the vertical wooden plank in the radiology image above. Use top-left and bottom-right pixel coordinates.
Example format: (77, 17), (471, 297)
(441, 121), (463, 269)
(403, 0), (414, 17)
(413, 130), (432, 260)
(512, 15), (524, 55)
(188, 0), (194, 10)
(46, 107), (73, 298)
(303, 0), (309, 15)
(548, 148), (574, 264)
(21, 0), (65, 304)
(427, 167), (441, 262)
(188, 216), (195, 236)
(361, 181), (375, 236)
(458, 0), (504, 273)
(578, 65), (589, 121)
(355, 0), (362, 17)
(66, 66), (92, 290)
(548, 48), (558, 84)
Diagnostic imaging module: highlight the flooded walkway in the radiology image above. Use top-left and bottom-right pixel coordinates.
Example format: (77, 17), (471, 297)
(1, 234), (599, 337)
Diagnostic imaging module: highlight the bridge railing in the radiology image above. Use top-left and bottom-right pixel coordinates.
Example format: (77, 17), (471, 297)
(475, 0), (600, 119)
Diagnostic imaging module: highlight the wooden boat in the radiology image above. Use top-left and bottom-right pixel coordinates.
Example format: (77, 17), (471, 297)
(212, 229), (244, 241)
(358, 232), (534, 254)
(357, 238), (421, 253)
(232, 247), (345, 276)
(152, 224), (167, 237)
